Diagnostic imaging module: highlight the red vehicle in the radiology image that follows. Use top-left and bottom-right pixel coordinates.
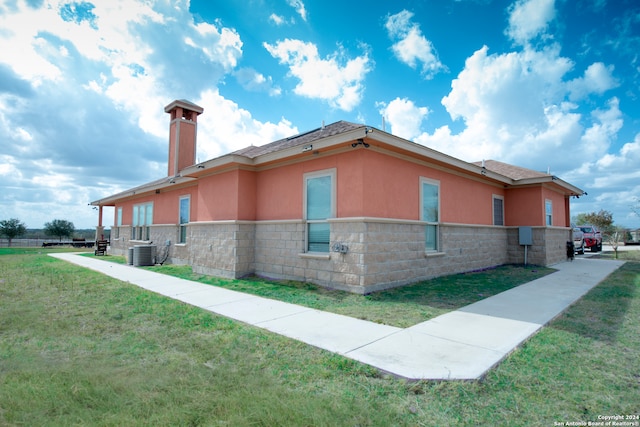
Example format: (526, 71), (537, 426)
(579, 225), (602, 252)
(572, 224), (585, 254)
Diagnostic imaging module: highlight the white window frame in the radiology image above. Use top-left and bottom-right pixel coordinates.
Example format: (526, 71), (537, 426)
(492, 195), (504, 226)
(114, 207), (122, 238)
(132, 202), (153, 241)
(303, 168), (336, 253)
(420, 177), (440, 252)
(545, 199), (553, 226)
(179, 195), (190, 244)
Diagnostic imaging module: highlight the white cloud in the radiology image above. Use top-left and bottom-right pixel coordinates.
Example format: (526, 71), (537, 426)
(567, 62), (619, 101)
(385, 43), (624, 177)
(234, 67), (281, 96)
(568, 133), (640, 226)
(0, 155), (21, 178)
(0, 6), (65, 85)
(378, 97), (430, 140)
(287, 0), (308, 22)
(0, 0), (291, 228)
(263, 39), (372, 111)
(195, 89), (298, 160)
(418, 44), (586, 167)
(186, 20), (243, 68)
(578, 97), (623, 158)
(506, 0), (556, 45)
(0, 0), (244, 141)
(385, 10), (446, 79)
(269, 13), (286, 25)
(381, 39), (636, 226)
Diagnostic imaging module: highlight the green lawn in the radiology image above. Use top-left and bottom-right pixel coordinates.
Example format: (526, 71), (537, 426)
(100, 255), (553, 328)
(1, 249), (638, 426)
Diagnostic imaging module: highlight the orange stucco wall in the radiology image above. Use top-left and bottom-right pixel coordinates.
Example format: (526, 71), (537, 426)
(504, 187), (542, 225)
(253, 149), (504, 223)
(236, 169), (257, 220)
(113, 149), (568, 228)
(197, 170), (239, 220)
(359, 150), (502, 223)
(155, 187), (198, 224)
(542, 186), (569, 227)
(113, 185), (198, 226)
(177, 121), (196, 172)
(194, 169), (256, 221)
(168, 120), (197, 176)
(167, 121), (177, 177)
(254, 155), (341, 220)
(504, 186), (569, 227)
(254, 150), (369, 220)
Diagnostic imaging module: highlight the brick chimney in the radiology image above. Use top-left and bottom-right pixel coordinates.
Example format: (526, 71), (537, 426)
(164, 99), (204, 177)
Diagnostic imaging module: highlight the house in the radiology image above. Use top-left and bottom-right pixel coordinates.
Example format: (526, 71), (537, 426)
(91, 99), (585, 294)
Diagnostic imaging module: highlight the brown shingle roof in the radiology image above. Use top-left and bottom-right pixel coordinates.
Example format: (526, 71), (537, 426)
(230, 121), (364, 159)
(472, 160), (549, 180)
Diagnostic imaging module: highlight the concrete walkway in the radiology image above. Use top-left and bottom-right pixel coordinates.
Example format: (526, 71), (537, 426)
(50, 253), (624, 380)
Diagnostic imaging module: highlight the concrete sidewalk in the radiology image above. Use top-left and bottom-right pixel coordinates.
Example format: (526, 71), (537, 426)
(50, 253), (623, 380)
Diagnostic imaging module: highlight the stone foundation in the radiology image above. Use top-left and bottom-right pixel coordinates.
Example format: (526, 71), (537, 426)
(107, 219), (570, 294)
(506, 226), (571, 266)
(189, 222), (255, 278)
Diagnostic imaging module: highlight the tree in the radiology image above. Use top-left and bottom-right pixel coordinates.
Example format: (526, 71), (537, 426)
(0, 218), (27, 247)
(604, 226), (625, 259)
(574, 210), (614, 230)
(44, 219), (75, 241)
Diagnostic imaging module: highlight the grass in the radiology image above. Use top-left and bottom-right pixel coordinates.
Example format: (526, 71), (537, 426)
(1, 249), (638, 426)
(89, 255), (552, 328)
(590, 248), (640, 262)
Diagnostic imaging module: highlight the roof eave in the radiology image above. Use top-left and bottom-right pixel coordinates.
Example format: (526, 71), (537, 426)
(513, 176), (585, 195)
(252, 126), (368, 165)
(182, 154), (254, 177)
(90, 176), (197, 206)
(367, 130), (513, 185)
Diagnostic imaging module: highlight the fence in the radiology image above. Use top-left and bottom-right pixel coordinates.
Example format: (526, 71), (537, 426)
(0, 239), (93, 248)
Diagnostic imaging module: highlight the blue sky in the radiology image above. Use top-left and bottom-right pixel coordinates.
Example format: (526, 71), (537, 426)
(1, 0), (639, 229)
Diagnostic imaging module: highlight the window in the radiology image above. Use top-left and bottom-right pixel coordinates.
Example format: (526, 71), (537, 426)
(493, 196), (504, 226)
(115, 207), (122, 238)
(304, 169), (335, 252)
(421, 178), (440, 251)
(132, 202), (153, 240)
(545, 199), (553, 226)
(179, 196), (190, 244)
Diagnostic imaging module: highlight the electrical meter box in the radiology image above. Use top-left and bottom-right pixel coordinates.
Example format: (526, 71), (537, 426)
(519, 226), (533, 246)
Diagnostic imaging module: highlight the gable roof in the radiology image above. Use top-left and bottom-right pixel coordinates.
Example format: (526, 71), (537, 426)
(91, 120), (584, 206)
(230, 121), (364, 159)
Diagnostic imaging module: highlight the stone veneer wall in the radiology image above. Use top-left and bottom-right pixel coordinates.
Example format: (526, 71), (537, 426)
(543, 227), (573, 265)
(107, 220), (570, 294)
(188, 222), (255, 278)
(253, 219), (510, 294)
(505, 226), (571, 266)
(253, 220), (306, 280)
(346, 220), (510, 293)
(108, 226), (130, 256)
